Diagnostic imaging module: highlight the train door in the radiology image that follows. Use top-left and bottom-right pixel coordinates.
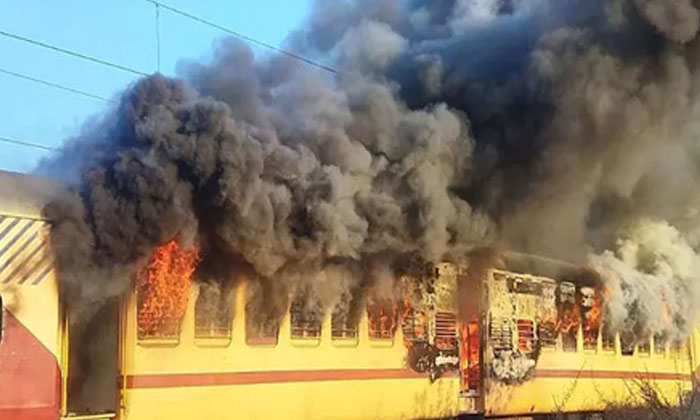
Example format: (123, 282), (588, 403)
(62, 298), (120, 419)
(457, 270), (484, 415)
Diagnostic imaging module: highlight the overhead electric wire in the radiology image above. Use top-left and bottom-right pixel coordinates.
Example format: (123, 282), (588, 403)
(0, 29), (149, 76)
(0, 135), (57, 152)
(142, 0), (338, 74)
(0, 67), (114, 103)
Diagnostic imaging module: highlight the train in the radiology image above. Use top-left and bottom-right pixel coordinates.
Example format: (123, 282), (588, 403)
(0, 168), (699, 420)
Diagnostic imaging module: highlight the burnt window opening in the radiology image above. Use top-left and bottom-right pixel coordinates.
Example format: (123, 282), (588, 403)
(195, 282), (233, 339)
(601, 325), (616, 353)
(490, 317), (513, 355)
(559, 282), (579, 352)
(245, 278), (285, 345)
(517, 319), (535, 353)
(367, 299), (397, 340)
(538, 280), (558, 348)
(290, 294), (323, 339)
(507, 276), (543, 295)
(435, 312), (458, 350)
(461, 320), (481, 395)
(401, 305), (428, 345)
(620, 332), (635, 356)
(638, 338), (651, 355)
(580, 287), (601, 351)
(654, 334), (666, 355)
(136, 240), (198, 340)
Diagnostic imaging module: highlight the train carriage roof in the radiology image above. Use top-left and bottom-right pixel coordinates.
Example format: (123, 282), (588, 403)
(0, 170), (68, 219)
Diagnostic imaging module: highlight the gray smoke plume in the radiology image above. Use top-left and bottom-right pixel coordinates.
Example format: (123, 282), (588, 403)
(40, 0), (700, 344)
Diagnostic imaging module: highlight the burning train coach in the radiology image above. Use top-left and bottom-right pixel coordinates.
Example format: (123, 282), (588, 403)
(1, 169), (699, 419)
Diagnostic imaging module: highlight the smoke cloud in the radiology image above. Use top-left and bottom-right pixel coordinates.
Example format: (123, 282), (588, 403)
(40, 0), (700, 343)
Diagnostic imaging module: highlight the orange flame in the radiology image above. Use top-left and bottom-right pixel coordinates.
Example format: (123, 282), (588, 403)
(137, 239), (200, 339)
(583, 290), (602, 348)
(368, 299), (397, 339)
(460, 319), (480, 394)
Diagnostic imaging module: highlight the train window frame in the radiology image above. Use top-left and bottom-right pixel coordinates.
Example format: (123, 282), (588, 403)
(637, 338), (651, 357)
(331, 306), (359, 348)
(653, 334), (666, 357)
(289, 296), (322, 347)
(601, 326), (616, 354)
(366, 299), (398, 347)
(193, 283), (234, 347)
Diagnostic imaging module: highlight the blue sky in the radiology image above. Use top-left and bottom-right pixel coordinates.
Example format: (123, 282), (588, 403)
(0, 0), (312, 173)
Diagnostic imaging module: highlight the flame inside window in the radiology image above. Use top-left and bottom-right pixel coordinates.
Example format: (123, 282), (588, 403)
(367, 299), (397, 340)
(517, 319), (535, 353)
(137, 239), (199, 340)
(581, 287), (601, 350)
(460, 319), (480, 395)
(401, 303), (428, 346)
(558, 282), (580, 352)
(435, 312), (458, 350)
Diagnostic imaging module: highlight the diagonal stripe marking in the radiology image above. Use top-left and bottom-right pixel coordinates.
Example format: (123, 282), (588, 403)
(2, 239), (46, 284)
(0, 218), (21, 244)
(16, 253), (51, 285)
(0, 231), (39, 276)
(30, 263), (54, 286)
(0, 220), (34, 259)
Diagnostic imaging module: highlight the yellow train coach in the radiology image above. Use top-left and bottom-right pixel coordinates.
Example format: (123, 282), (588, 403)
(0, 169), (699, 420)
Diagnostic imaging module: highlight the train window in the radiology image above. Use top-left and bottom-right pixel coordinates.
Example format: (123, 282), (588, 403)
(559, 283), (579, 352)
(435, 312), (458, 350)
(538, 280), (558, 349)
(638, 339), (651, 356)
(620, 332), (635, 356)
(137, 240), (197, 341)
(194, 282), (233, 339)
(290, 295), (322, 340)
(507, 276), (542, 295)
(331, 306), (358, 340)
(601, 326), (616, 353)
(653, 334), (666, 356)
(245, 279), (284, 345)
(401, 305), (428, 345)
(367, 299), (397, 340)
(580, 287), (600, 352)
(490, 317), (513, 354)
(517, 319), (535, 353)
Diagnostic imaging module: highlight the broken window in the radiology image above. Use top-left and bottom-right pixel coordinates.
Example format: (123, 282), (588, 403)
(601, 325), (616, 353)
(137, 239), (199, 340)
(580, 287), (601, 351)
(517, 319), (535, 353)
(290, 294), (323, 339)
(538, 280), (558, 348)
(559, 282), (580, 352)
(401, 304), (428, 345)
(245, 278), (285, 345)
(489, 317), (513, 354)
(367, 298), (397, 340)
(195, 282), (233, 339)
(653, 334), (666, 356)
(620, 332), (635, 356)
(435, 312), (458, 350)
(638, 338), (651, 355)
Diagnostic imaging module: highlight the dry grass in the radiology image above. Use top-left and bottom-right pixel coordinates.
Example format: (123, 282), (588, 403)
(535, 379), (700, 420)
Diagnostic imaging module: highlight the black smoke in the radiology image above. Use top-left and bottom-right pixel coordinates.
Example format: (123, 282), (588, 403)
(40, 0), (700, 343)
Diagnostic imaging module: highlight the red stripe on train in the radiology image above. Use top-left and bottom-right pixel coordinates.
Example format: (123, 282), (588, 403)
(124, 366), (688, 389)
(125, 368), (427, 388)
